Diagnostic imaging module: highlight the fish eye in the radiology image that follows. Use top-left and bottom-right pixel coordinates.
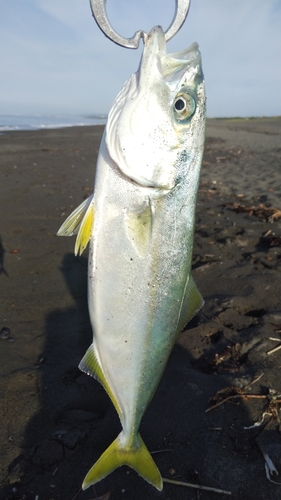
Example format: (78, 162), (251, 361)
(173, 92), (195, 121)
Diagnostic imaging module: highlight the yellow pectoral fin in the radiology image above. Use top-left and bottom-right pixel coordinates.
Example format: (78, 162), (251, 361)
(57, 194), (94, 256)
(82, 432), (162, 491)
(74, 201), (94, 256)
(79, 344), (121, 419)
(57, 194), (93, 237)
(177, 275), (204, 334)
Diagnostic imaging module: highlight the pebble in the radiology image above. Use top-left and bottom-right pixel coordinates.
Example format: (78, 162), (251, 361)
(0, 327), (11, 340)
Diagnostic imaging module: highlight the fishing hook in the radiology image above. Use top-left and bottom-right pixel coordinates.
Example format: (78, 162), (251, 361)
(89, 0), (191, 49)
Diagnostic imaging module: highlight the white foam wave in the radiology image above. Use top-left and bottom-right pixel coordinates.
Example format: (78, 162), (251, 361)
(0, 114), (107, 132)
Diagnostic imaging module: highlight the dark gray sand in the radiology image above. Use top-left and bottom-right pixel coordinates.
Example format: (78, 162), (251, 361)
(0, 118), (281, 500)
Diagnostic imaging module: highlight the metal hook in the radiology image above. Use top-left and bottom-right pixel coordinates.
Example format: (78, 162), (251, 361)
(89, 0), (191, 49)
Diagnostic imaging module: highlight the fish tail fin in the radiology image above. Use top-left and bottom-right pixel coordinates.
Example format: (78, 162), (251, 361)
(82, 432), (162, 491)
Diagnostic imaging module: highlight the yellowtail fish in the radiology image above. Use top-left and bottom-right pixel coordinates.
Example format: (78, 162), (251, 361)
(58, 26), (206, 491)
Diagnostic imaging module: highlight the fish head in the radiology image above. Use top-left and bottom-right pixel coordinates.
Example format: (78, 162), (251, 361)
(106, 25), (206, 191)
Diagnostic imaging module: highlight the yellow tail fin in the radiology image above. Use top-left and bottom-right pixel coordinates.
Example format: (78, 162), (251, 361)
(82, 432), (162, 491)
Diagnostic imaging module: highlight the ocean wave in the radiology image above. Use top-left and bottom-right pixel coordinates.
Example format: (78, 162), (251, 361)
(0, 114), (107, 132)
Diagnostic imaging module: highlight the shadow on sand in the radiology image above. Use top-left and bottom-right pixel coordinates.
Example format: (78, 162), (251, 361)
(2, 253), (280, 500)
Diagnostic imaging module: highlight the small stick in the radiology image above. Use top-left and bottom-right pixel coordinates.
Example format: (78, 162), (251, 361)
(206, 394), (267, 413)
(71, 488), (82, 500)
(163, 477), (232, 495)
(151, 448), (173, 454)
(264, 454), (279, 477)
(244, 372), (264, 390)
(244, 411), (272, 429)
(256, 438), (281, 485)
(265, 463), (281, 485)
(267, 344), (281, 356)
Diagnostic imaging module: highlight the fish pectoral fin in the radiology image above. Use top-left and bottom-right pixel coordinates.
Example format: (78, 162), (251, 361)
(57, 194), (93, 237)
(57, 194), (94, 256)
(74, 200), (94, 256)
(82, 432), (163, 491)
(125, 201), (153, 257)
(79, 344), (122, 419)
(177, 275), (204, 333)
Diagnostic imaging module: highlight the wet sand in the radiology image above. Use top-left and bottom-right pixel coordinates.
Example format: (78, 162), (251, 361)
(0, 118), (281, 500)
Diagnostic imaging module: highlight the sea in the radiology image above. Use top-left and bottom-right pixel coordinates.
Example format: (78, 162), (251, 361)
(0, 113), (107, 132)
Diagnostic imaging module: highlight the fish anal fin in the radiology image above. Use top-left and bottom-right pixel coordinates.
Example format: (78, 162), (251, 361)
(177, 275), (204, 333)
(82, 432), (162, 491)
(79, 344), (121, 419)
(125, 202), (152, 257)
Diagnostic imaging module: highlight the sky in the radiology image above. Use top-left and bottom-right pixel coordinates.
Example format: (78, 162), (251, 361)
(1, 0), (281, 118)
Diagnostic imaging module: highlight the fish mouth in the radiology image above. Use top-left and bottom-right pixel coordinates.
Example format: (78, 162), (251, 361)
(141, 25), (202, 83)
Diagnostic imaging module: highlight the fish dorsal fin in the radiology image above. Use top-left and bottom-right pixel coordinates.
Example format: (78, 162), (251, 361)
(125, 201), (152, 257)
(177, 275), (204, 334)
(79, 344), (122, 419)
(57, 194), (94, 256)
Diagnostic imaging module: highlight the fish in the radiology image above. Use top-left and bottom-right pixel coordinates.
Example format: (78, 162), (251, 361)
(57, 25), (206, 491)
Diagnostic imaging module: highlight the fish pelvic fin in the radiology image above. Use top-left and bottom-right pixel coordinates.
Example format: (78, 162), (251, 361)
(79, 344), (122, 420)
(57, 194), (94, 256)
(177, 274), (204, 334)
(82, 432), (163, 491)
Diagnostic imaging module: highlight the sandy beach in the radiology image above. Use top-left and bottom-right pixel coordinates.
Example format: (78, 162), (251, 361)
(1, 117), (281, 500)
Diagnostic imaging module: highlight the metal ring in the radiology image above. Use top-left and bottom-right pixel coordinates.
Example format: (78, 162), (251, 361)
(89, 0), (191, 49)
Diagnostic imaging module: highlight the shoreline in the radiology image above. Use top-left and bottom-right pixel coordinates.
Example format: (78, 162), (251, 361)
(1, 115), (280, 134)
(0, 114), (107, 133)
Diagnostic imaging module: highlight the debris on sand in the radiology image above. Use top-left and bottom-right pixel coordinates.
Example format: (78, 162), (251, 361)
(226, 202), (281, 222)
(258, 230), (281, 248)
(163, 477), (232, 495)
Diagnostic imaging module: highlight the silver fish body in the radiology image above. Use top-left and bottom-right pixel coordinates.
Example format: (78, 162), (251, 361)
(58, 26), (206, 491)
